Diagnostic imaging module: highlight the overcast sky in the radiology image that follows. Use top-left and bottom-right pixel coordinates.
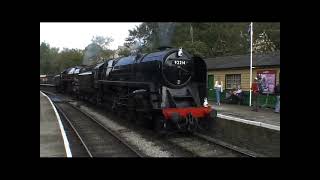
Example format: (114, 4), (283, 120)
(40, 22), (142, 50)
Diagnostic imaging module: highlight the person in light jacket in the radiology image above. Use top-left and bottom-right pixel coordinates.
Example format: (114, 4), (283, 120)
(214, 81), (223, 105)
(233, 85), (243, 104)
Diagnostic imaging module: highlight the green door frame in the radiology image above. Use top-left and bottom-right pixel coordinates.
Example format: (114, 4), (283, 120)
(208, 75), (214, 100)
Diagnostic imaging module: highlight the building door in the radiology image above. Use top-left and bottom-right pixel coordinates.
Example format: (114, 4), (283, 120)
(208, 75), (214, 100)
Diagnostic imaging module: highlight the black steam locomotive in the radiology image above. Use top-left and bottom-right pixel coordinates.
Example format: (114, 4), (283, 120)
(54, 47), (217, 133)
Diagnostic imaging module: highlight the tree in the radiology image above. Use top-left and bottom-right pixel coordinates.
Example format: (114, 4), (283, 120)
(252, 23), (280, 52)
(253, 31), (277, 53)
(40, 42), (60, 74)
(83, 36), (115, 64)
(57, 48), (83, 71)
(101, 49), (115, 59)
(125, 23), (160, 52)
(40, 42), (50, 74)
(40, 42), (83, 74)
(177, 40), (210, 58)
(91, 36), (113, 50)
(124, 22), (280, 57)
(118, 48), (131, 57)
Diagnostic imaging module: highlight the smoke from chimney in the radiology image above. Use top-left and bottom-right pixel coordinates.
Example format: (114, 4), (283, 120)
(130, 40), (143, 55)
(157, 22), (176, 48)
(82, 43), (102, 66)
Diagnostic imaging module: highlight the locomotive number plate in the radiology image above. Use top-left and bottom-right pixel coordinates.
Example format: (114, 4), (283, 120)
(173, 60), (186, 65)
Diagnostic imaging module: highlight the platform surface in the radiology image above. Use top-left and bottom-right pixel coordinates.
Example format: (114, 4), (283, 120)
(40, 91), (67, 157)
(209, 101), (280, 130)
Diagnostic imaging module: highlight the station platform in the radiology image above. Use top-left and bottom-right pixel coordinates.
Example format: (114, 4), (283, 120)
(40, 91), (71, 157)
(207, 101), (280, 156)
(209, 101), (280, 131)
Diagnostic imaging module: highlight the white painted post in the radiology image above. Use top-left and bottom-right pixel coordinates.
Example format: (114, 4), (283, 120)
(249, 22), (253, 107)
(190, 24), (194, 44)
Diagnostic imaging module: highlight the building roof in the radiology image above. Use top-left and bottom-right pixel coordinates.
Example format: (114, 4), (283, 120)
(204, 52), (280, 70)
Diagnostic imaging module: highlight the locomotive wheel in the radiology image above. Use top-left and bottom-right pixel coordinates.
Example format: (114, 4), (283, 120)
(206, 117), (214, 131)
(186, 114), (197, 133)
(91, 96), (97, 105)
(96, 93), (102, 105)
(154, 116), (167, 135)
(127, 97), (137, 123)
(198, 117), (213, 131)
(111, 96), (117, 115)
(206, 110), (216, 131)
(127, 111), (137, 123)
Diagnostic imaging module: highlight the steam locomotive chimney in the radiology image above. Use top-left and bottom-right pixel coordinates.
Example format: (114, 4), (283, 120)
(136, 52), (142, 60)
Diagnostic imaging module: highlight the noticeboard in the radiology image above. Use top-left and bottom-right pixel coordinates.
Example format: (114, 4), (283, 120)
(257, 70), (277, 94)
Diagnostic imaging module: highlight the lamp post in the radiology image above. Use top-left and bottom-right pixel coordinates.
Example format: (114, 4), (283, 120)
(190, 23), (193, 44)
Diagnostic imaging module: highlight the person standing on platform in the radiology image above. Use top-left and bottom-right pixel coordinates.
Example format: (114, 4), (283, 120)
(214, 81), (223, 105)
(251, 77), (260, 111)
(274, 83), (280, 113)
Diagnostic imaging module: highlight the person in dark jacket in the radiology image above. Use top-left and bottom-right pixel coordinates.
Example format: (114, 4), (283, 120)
(251, 77), (260, 111)
(274, 83), (280, 113)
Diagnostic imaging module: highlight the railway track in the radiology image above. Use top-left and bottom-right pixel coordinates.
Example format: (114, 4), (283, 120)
(166, 132), (263, 157)
(192, 132), (265, 157)
(166, 135), (235, 157)
(50, 96), (145, 157)
(42, 90), (263, 157)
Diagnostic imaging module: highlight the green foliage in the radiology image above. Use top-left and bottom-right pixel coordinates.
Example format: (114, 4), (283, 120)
(118, 48), (131, 57)
(253, 31), (277, 53)
(101, 49), (115, 59)
(125, 22), (280, 57)
(40, 42), (60, 74)
(125, 23), (159, 51)
(253, 23), (280, 51)
(40, 37), (115, 74)
(40, 23), (280, 75)
(57, 48), (83, 71)
(176, 41), (210, 58)
(40, 42), (84, 75)
(91, 36), (114, 49)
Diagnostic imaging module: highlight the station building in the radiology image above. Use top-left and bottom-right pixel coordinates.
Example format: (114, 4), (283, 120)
(205, 51), (280, 108)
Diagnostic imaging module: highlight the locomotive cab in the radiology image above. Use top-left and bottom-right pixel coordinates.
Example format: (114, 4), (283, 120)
(93, 62), (105, 86)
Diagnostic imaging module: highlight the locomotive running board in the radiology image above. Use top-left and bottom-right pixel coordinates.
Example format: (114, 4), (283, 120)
(98, 80), (154, 88)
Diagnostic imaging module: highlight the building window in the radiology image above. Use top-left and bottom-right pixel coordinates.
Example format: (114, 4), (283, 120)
(226, 74), (241, 89)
